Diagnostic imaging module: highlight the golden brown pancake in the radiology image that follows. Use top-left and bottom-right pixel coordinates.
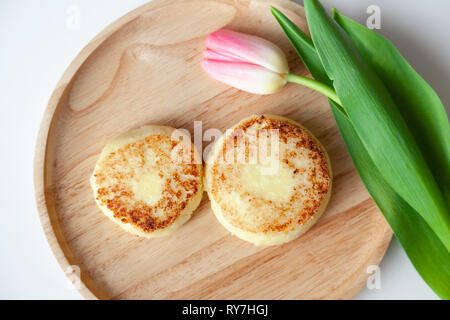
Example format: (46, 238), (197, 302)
(205, 114), (332, 246)
(90, 125), (203, 238)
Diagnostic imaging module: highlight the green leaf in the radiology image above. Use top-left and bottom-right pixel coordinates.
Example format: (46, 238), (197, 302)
(332, 103), (450, 299)
(333, 9), (450, 208)
(270, 7), (347, 117)
(271, 5), (450, 298)
(303, 0), (449, 251)
(271, 7), (329, 85)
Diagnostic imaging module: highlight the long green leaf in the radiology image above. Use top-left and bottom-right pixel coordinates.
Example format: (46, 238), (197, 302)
(303, 0), (449, 251)
(271, 6), (450, 298)
(271, 8), (330, 85)
(332, 104), (450, 299)
(271, 6), (346, 118)
(333, 10), (450, 207)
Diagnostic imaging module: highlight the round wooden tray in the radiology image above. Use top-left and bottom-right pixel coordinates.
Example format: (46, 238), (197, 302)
(34, 0), (392, 299)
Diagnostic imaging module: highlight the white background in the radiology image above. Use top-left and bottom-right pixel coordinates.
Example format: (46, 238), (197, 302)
(0, 0), (448, 299)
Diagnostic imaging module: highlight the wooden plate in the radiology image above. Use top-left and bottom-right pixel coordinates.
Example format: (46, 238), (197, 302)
(34, 0), (392, 299)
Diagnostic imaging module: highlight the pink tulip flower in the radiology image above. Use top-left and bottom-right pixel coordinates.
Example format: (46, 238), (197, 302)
(201, 29), (342, 105)
(202, 29), (289, 94)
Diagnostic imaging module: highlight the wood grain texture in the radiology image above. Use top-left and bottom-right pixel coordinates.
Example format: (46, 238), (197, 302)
(34, 0), (392, 300)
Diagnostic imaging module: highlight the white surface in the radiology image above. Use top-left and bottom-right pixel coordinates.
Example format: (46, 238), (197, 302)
(0, 0), (447, 300)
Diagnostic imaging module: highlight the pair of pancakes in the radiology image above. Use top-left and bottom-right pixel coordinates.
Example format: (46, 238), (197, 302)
(90, 115), (332, 245)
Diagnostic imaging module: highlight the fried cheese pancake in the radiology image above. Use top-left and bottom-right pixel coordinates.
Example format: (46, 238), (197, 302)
(91, 125), (203, 238)
(205, 115), (332, 246)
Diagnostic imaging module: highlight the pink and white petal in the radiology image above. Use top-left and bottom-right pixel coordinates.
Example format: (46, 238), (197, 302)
(202, 59), (286, 95)
(205, 29), (289, 74)
(203, 49), (244, 63)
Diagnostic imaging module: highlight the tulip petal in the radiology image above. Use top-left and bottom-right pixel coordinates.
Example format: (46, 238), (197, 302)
(203, 49), (244, 63)
(202, 59), (286, 94)
(205, 29), (289, 74)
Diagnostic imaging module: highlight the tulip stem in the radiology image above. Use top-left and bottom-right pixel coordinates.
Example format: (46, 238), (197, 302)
(285, 73), (342, 107)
